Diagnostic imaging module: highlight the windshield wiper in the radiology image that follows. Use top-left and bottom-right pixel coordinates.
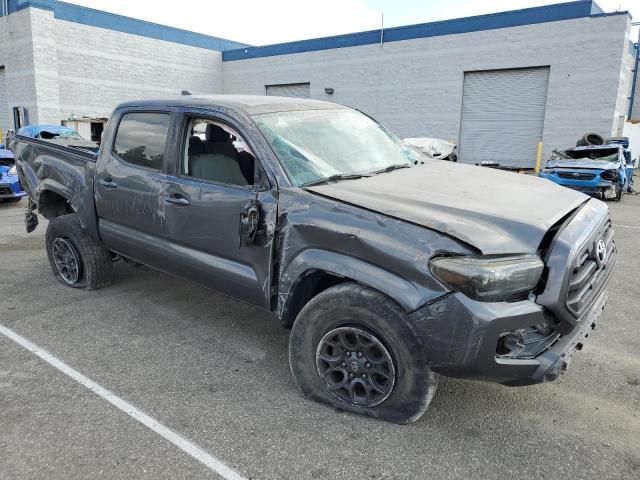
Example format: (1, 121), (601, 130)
(301, 173), (370, 187)
(370, 163), (412, 175)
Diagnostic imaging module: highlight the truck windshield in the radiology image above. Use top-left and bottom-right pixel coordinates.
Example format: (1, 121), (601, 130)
(253, 108), (425, 186)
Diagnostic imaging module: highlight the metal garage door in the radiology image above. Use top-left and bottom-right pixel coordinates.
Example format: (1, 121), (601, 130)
(0, 67), (10, 141)
(458, 67), (550, 168)
(265, 83), (310, 98)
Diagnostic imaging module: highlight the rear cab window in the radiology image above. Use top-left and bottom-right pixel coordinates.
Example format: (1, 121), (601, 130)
(113, 112), (170, 170)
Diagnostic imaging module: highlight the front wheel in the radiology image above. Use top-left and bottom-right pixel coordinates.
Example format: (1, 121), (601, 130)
(45, 214), (113, 290)
(614, 184), (623, 202)
(288, 283), (437, 424)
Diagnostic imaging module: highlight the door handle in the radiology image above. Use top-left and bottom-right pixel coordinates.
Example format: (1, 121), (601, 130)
(165, 194), (190, 206)
(98, 178), (118, 189)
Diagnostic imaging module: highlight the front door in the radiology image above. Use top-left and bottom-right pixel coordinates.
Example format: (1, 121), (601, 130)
(162, 115), (277, 309)
(95, 110), (172, 269)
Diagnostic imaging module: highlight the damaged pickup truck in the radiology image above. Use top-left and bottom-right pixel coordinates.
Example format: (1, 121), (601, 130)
(12, 96), (616, 423)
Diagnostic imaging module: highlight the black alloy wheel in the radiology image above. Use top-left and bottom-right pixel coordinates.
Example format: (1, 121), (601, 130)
(51, 237), (82, 285)
(315, 326), (396, 407)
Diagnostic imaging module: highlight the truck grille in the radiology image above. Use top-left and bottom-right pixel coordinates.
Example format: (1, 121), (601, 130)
(557, 172), (595, 180)
(566, 218), (615, 318)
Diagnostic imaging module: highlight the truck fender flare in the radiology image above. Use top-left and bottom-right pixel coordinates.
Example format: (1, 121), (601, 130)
(279, 249), (425, 316)
(38, 180), (74, 209)
(37, 182), (91, 231)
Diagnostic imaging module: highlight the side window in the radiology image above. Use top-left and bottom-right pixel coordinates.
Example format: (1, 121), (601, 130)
(113, 112), (170, 170)
(183, 118), (255, 187)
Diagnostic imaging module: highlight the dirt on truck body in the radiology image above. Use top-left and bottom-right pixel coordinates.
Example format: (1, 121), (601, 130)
(11, 95), (616, 423)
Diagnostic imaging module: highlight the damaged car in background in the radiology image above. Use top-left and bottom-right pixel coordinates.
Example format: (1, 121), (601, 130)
(0, 146), (26, 203)
(11, 95), (616, 423)
(539, 134), (634, 201)
(403, 137), (457, 161)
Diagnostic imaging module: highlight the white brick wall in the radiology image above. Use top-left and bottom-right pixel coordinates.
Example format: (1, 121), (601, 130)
(0, 5), (632, 163)
(222, 15), (632, 161)
(0, 6), (224, 129)
(0, 9), (42, 130)
(54, 19), (223, 118)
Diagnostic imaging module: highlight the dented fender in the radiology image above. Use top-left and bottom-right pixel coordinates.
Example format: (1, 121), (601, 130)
(280, 249), (426, 312)
(275, 189), (474, 319)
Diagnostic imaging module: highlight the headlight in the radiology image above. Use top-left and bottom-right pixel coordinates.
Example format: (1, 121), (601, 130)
(600, 169), (617, 181)
(8, 165), (17, 176)
(429, 254), (544, 302)
(541, 168), (554, 173)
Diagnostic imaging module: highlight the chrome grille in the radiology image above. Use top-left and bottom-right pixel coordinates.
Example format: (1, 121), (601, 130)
(565, 217), (615, 318)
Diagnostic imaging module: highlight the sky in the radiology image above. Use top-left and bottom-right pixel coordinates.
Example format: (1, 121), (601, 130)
(65, 0), (638, 46)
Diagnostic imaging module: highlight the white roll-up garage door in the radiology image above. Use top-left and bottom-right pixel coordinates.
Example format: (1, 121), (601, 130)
(458, 67), (550, 168)
(265, 83), (310, 98)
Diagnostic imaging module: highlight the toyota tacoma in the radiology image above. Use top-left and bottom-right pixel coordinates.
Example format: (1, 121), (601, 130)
(11, 95), (616, 423)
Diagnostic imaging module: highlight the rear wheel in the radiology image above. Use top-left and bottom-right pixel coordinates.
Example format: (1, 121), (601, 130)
(289, 283), (437, 424)
(45, 214), (113, 290)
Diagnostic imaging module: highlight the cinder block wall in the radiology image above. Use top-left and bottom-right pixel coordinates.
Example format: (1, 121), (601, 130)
(222, 15), (632, 160)
(54, 19), (224, 119)
(0, 8), (52, 129)
(0, 6), (225, 127)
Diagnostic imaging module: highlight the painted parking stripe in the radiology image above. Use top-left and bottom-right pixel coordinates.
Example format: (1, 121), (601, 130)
(0, 323), (247, 480)
(614, 224), (640, 229)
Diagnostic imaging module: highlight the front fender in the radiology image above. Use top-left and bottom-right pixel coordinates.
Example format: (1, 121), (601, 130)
(279, 248), (434, 314)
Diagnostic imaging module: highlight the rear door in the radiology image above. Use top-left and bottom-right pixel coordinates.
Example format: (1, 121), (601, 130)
(95, 110), (173, 268)
(161, 113), (278, 309)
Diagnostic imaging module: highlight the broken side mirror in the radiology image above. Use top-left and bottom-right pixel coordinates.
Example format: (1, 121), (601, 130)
(240, 200), (260, 247)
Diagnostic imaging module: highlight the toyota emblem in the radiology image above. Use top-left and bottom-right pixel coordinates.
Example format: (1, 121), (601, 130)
(595, 239), (607, 265)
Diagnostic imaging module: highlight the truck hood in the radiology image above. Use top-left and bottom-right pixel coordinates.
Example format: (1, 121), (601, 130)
(546, 159), (619, 170)
(306, 161), (588, 254)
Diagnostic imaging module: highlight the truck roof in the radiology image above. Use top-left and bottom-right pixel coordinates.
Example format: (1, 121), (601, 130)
(116, 95), (345, 116)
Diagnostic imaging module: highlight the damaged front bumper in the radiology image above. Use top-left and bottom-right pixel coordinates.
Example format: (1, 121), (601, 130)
(539, 169), (614, 195)
(0, 181), (27, 200)
(409, 290), (608, 386)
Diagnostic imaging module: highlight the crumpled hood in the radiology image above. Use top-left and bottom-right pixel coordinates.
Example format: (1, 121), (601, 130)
(306, 161), (588, 254)
(546, 159), (619, 170)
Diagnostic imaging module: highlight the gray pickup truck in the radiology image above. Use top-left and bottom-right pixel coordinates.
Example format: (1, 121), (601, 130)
(12, 95), (616, 423)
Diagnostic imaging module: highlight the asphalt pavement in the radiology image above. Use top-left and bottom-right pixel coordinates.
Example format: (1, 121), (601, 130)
(0, 193), (638, 480)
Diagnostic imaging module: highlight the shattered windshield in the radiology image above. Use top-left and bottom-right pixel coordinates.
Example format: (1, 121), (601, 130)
(560, 148), (620, 163)
(253, 108), (425, 186)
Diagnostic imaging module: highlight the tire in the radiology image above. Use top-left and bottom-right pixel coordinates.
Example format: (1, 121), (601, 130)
(614, 184), (622, 202)
(289, 283), (437, 424)
(45, 213), (113, 290)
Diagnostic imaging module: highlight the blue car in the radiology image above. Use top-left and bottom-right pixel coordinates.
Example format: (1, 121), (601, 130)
(539, 144), (633, 201)
(0, 146), (27, 203)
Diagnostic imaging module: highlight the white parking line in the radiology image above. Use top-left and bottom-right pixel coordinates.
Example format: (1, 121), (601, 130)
(614, 224), (640, 230)
(0, 323), (247, 480)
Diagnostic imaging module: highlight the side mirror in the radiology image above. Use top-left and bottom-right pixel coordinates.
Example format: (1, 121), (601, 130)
(240, 201), (260, 247)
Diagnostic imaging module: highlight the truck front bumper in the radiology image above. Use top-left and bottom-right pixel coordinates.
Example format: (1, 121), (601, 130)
(409, 290), (608, 386)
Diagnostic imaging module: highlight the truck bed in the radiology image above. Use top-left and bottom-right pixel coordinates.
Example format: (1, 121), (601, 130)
(11, 135), (101, 238)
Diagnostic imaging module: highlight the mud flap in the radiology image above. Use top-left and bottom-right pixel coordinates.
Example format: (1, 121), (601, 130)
(24, 198), (39, 233)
